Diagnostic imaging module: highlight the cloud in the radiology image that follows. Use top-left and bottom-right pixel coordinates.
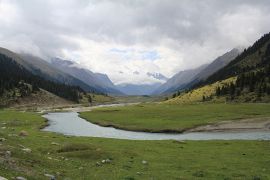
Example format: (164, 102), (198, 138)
(0, 0), (270, 84)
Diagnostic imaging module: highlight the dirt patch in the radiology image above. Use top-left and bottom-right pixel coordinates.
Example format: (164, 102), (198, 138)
(185, 117), (270, 133)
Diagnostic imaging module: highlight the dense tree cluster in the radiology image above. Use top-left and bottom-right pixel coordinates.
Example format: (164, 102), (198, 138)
(216, 65), (270, 100)
(0, 54), (84, 102)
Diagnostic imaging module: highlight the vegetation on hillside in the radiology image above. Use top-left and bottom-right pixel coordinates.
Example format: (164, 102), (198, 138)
(168, 32), (270, 103)
(167, 77), (236, 104)
(216, 65), (270, 101)
(0, 54), (85, 105)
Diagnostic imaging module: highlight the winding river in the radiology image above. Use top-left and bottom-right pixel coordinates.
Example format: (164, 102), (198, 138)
(42, 111), (270, 140)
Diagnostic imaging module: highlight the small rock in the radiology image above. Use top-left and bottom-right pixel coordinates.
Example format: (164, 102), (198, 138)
(0, 176), (8, 180)
(0, 138), (6, 142)
(44, 174), (55, 180)
(5, 151), (11, 157)
(142, 160), (148, 165)
(78, 166), (83, 170)
(101, 159), (111, 164)
(16, 177), (27, 180)
(1, 127), (6, 129)
(96, 162), (101, 166)
(51, 142), (60, 146)
(22, 148), (32, 153)
(136, 172), (142, 175)
(19, 130), (29, 137)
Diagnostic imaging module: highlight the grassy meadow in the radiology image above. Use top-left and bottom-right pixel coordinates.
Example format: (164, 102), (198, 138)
(0, 110), (270, 179)
(80, 103), (270, 132)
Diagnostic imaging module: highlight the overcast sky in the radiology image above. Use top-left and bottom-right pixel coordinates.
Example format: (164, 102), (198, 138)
(0, 0), (270, 85)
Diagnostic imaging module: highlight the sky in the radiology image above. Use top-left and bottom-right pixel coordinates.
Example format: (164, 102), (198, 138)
(0, 0), (270, 85)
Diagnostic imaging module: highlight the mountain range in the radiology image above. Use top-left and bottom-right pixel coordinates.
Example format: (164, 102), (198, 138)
(50, 58), (123, 95)
(152, 48), (241, 95)
(116, 83), (162, 95)
(168, 32), (270, 103)
(0, 48), (101, 93)
(1, 32), (269, 105)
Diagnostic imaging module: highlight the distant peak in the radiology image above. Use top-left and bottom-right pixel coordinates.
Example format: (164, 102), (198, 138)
(147, 72), (168, 81)
(51, 57), (75, 66)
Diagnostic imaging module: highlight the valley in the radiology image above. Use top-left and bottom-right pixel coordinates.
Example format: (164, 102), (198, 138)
(0, 2), (270, 179)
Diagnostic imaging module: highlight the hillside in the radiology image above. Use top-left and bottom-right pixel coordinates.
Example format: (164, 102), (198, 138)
(154, 48), (239, 95)
(0, 53), (84, 106)
(0, 48), (101, 93)
(152, 64), (208, 94)
(51, 58), (124, 95)
(167, 32), (270, 103)
(166, 77), (236, 104)
(202, 33), (270, 85)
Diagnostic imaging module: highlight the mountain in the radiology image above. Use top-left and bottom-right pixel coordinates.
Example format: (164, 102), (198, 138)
(147, 72), (168, 81)
(51, 58), (124, 95)
(0, 53), (85, 106)
(0, 48), (100, 93)
(168, 32), (270, 103)
(192, 48), (241, 82)
(152, 64), (208, 95)
(116, 83), (162, 95)
(153, 48), (240, 95)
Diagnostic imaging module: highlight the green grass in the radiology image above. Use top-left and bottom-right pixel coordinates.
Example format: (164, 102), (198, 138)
(80, 103), (270, 132)
(0, 110), (270, 179)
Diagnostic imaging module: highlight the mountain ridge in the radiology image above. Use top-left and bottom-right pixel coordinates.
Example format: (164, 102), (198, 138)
(153, 48), (240, 95)
(51, 58), (124, 95)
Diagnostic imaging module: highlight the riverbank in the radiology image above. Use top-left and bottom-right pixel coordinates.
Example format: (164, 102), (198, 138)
(80, 103), (270, 133)
(0, 110), (270, 179)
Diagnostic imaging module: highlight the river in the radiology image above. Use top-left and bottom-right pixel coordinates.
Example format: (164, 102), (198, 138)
(42, 111), (270, 140)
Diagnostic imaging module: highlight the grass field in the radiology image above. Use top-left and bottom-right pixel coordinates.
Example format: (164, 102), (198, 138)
(0, 110), (270, 179)
(80, 103), (270, 132)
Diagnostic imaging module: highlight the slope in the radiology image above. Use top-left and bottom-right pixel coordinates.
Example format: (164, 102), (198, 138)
(168, 32), (270, 103)
(152, 64), (208, 94)
(154, 48), (240, 95)
(51, 58), (124, 95)
(0, 48), (100, 93)
(0, 53), (84, 106)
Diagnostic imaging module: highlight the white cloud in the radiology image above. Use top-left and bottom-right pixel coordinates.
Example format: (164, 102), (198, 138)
(0, 0), (270, 84)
